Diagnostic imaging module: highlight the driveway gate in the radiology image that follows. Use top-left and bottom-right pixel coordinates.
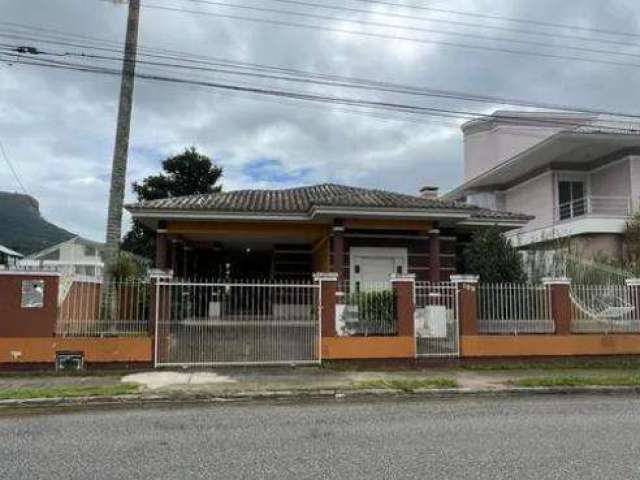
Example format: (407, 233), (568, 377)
(414, 282), (460, 357)
(154, 280), (320, 367)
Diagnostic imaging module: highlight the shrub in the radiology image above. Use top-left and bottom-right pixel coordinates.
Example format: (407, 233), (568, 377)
(346, 290), (395, 335)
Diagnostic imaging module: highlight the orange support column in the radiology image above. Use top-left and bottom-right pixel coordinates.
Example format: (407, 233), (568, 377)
(314, 272), (338, 339)
(451, 274), (479, 336)
(543, 277), (571, 336)
(391, 274), (416, 337)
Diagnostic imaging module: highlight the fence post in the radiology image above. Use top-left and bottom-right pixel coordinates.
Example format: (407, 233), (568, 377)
(314, 272), (338, 339)
(451, 274), (479, 336)
(543, 277), (571, 335)
(149, 269), (173, 366)
(390, 273), (416, 337)
(625, 278), (640, 322)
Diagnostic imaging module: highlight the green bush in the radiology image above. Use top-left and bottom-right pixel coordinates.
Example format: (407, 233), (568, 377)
(346, 290), (396, 335)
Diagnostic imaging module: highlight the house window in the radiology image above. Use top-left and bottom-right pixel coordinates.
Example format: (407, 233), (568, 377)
(84, 245), (96, 257)
(558, 180), (585, 220)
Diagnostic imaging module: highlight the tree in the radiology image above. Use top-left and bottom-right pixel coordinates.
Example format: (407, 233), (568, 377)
(463, 226), (526, 283)
(623, 211), (640, 273)
(122, 147), (223, 258)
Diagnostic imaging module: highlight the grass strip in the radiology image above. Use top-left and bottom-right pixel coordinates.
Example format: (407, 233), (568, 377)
(512, 374), (640, 388)
(355, 377), (457, 392)
(463, 358), (640, 371)
(0, 383), (139, 400)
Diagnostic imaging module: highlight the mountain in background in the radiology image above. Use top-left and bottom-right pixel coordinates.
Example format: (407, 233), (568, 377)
(0, 191), (76, 255)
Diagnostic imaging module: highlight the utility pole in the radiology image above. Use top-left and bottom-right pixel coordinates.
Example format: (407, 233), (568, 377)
(103, 0), (140, 276)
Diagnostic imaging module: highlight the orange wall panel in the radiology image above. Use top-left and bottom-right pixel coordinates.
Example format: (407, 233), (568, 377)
(0, 337), (152, 364)
(322, 336), (415, 359)
(461, 335), (640, 357)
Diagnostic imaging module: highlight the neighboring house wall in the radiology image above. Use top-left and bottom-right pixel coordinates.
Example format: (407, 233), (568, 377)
(572, 234), (623, 259)
(629, 155), (640, 210)
(503, 172), (555, 233)
(463, 125), (561, 182)
(589, 159), (631, 198)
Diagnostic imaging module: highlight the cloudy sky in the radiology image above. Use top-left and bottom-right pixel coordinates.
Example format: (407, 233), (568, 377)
(1, 0), (639, 241)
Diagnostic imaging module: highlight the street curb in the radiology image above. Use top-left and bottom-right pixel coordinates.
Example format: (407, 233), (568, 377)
(2, 385), (640, 409)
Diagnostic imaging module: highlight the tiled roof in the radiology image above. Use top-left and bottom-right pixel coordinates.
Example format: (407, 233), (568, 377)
(126, 183), (531, 222)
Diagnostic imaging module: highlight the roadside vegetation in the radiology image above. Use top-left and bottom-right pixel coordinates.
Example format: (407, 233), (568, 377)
(462, 357), (640, 371)
(0, 383), (139, 400)
(354, 378), (457, 392)
(512, 374), (640, 388)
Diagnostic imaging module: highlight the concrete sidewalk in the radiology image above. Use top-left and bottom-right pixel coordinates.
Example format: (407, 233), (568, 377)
(118, 367), (509, 393)
(0, 367), (554, 396)
(1, 366), (639, 409)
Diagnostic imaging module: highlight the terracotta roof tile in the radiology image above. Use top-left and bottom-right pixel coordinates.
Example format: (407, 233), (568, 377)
(126, 183), (531, 221)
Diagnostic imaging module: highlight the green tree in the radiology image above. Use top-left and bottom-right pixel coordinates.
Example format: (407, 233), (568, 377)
(122, 147), (223, 258)
(622, 210), (640, 273)
(463, 226), (526, 283)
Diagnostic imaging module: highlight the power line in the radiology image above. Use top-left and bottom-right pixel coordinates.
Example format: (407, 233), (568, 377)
(142, 0), (640, 62)
(349, 0), (640, 40)
(0, 140), (28, 195)
(4, 38), (640, 126)
(4, 22), (640, 121)
(138, 2), (640, 71)
(176, 0), (640, 49)
(4, 30), (640, 123)
(25, 46), (640, 123)
(3, 51), (640, 134)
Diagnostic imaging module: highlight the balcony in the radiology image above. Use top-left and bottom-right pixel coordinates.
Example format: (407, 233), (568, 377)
(554, 196), (632, 223)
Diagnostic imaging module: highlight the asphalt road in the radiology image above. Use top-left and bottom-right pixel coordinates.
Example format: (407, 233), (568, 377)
(2, 395), (640, 479)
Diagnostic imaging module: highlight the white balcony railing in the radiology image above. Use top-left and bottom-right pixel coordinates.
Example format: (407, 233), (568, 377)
(554, 196), (632, 222)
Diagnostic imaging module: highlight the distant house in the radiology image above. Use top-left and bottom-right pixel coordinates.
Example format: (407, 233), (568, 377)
(20, 236), (105, 277)
(0, 244), (23, 267)
(443, 111), (640, 261)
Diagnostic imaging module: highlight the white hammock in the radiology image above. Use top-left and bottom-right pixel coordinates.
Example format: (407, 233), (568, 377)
(569, 291), (635, 322)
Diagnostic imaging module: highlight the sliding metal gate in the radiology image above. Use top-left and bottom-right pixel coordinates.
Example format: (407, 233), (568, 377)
(414, 282), (460, 357)
(154, 280), (320, 367)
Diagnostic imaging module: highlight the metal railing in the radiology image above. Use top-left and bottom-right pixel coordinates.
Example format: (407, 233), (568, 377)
(477, 283), (554, 334)
(570, 284), (640, 333)
(154, 279), (319, 366)
(336, 281), (396, 337)
(56, 278), (150, 337)
(415, 282), (459, 357)
(554, 196), (631, 222)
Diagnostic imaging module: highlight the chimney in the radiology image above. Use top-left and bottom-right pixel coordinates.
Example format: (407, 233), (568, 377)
(420, 186), (439, 199)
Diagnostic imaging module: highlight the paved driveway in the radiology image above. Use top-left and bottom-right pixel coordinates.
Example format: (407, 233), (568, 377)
(2, 394), (640, 479)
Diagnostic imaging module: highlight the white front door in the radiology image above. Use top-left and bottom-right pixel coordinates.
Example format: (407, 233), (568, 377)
(350, 247), (408, 292)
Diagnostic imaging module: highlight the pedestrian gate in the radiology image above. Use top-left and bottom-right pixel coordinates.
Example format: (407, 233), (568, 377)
(154, 280), (320, 367)
(414, 282), (460, 357)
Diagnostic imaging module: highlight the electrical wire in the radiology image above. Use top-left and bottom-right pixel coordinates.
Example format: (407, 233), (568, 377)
(3, 50), (640, 133)
(3, 22), (640, 121)
(349, 0), (640, 40)
(0, 140), (28, 195)
(137, 2), (640, 71)
(176, 0), (640, 49)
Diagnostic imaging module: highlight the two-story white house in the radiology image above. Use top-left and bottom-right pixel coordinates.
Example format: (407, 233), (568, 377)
(20, 236), (105, 277)
(444, 111), (640, 261)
